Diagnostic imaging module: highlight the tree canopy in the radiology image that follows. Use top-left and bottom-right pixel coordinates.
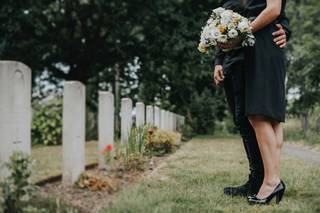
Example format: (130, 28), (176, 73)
(1, 0), (319, 133)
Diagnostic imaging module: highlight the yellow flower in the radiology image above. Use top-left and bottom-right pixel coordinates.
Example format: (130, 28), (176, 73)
(198, 43), (208, 53)
(218, 25), (226, 33)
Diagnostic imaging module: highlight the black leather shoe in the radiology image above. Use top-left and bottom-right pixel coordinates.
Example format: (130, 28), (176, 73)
(224, 180), (250, 197)
(247, 180), (286, 205)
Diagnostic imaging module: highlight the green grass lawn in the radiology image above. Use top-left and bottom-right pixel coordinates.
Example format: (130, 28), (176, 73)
(103, 137), (320, 213)
(31, 141), (98, 182)
(284, 118), (320, 149)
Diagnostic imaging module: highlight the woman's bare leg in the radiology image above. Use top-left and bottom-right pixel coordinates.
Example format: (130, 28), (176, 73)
(272, 122), (284, 178)
(249, 116), (281, 198)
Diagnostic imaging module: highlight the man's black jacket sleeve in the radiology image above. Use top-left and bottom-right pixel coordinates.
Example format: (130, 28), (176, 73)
(213, 47), (224, 67)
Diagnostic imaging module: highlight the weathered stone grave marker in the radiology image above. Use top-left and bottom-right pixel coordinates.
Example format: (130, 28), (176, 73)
(98, 91), (114, 169)
(121, 98), (132, 143)
(154, 106), (161, 128)
(0, 61), (31, 179)
(146, 105), (154, 126)
(136, 102), (145, 128)
(62, 81), (86, 185)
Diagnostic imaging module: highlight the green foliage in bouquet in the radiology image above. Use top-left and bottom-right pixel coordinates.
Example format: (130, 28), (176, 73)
(0, 152), (38, 213)
(146, 128), (180, 156)
(32, 98), (62, 145)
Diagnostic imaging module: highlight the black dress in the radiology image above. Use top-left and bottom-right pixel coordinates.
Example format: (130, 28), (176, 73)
(243, 0), (287, 122)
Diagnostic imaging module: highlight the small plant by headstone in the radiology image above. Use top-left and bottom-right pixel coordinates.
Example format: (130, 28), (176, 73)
(102, 144), (113, 164)
(0, 151), (38, 213)
(146, 128), (180, 156)
(75, 172), (117, 192)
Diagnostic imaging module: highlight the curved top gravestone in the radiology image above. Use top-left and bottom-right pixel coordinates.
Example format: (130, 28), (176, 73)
(0, 61), (32, 179)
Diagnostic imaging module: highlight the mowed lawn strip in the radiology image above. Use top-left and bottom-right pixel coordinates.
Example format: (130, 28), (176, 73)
(31, 141), (98, 182)
(103, 137), (320, 213)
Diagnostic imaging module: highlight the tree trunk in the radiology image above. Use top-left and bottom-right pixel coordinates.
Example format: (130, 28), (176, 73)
(114, 64), (121, 139)
(301, 112), (309, 135)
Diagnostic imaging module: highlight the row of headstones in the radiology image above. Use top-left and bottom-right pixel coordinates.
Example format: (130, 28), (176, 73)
(0, 61), (185, 185)
(100, 93), (185, 170)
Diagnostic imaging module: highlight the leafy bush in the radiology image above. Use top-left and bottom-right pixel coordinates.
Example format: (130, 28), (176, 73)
(214, 111), (238, 136)
(126, 126), (149, 155)
(122, 153), (148, 171)
(146, 128), (180, 156)
(181, 124), (195, 142)
(0, 189), (4, 213)
(86, 109), (98, 141)
(75, 172), (117, 192)
(110, 126), (149, 171)
(0, 152), (37, 213)
(188, 88), (227, 134)
(32, 98), (62, 145)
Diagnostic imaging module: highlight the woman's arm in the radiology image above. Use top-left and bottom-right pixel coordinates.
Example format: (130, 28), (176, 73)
(250, 0), (282, 33)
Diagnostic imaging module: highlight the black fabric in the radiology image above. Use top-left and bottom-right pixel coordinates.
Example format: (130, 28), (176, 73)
(223, 63), (264, 194)
(213, 0), (245, 72)
(243, 0), (287, 122)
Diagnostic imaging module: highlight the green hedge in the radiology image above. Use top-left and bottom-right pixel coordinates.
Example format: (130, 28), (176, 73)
(32, 98), (62, 146)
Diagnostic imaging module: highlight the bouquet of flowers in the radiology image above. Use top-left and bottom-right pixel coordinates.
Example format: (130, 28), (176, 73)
(198, 7), (255, 53)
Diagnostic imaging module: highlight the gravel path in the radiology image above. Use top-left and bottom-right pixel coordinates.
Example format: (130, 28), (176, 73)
(283, 143), (320, 164)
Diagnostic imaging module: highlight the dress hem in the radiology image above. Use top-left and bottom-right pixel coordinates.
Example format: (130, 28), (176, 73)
(245, 113), (285, 123)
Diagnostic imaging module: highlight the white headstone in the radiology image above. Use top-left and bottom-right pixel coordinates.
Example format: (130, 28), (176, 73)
(160, 109), (166, 129)
(146, 105), (154, 126)
(0, 61), (31, 179)
(121, 98), (132, 144)
(169, 112), (173, 131)
(173, 113), (177, 132)
(165, 111), (170, 130)
(135, 102), (145, 128)
(98, 91), (114, 169)
(154, 106), (161, 128)
(62, 81), (86, 185)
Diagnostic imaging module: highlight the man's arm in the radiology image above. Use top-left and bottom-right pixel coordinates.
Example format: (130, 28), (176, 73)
(272, 12), (291, 48)
(213, 47), (224, 67)
(212, 47), (225, 86)
(278, 14), (291, 41)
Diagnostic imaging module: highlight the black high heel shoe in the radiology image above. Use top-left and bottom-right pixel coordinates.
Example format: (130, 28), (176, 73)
(247, 180), (286, 205)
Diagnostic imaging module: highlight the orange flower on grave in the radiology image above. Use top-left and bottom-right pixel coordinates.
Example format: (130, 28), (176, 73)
(104, 144), (113, 152)
(148, 128), (154, 135)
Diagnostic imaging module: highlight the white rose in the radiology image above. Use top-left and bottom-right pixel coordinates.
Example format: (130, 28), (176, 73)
(209, 20), (219, 28)
(221, 10), (233, 18)
(217, 35), (228, 43)
(228, 29), (238, 38)
(238, 20), (250, 33)
(209, 28), (221, 39)
(248, 37), (255, 46)
(212, 7), (225, 15)
(220, 17), (232, 25)
(207, 18), (213, 24)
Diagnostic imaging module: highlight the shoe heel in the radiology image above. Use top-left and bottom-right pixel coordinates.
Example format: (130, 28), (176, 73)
(276, 189), (285, 204)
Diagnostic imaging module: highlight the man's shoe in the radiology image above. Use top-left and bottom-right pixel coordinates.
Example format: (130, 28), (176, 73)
(223, 180), (250, 197)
